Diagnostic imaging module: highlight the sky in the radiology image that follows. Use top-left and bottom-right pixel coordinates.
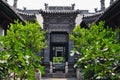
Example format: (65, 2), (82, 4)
(8, 0), (110, 12)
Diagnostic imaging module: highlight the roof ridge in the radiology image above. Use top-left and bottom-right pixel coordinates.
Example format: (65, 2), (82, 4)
(84, 12), (103, 18)
(16, 10), (36, 16)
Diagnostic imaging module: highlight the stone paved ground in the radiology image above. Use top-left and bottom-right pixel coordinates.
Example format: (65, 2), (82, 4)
(42, 78), (78, 80)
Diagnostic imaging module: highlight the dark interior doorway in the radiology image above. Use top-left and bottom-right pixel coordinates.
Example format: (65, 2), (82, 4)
(50, 32), (68, 62)
(50, 43), (68, 61)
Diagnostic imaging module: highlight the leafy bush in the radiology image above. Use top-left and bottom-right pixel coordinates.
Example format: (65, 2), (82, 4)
(0, 20), (46, 79)
(53, 57), (65, 64)
(70, 22), (120, 80)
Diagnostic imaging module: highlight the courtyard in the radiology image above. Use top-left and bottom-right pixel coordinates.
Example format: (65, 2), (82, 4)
(41, 78), (77, 80)
(0, 0), (120, 80)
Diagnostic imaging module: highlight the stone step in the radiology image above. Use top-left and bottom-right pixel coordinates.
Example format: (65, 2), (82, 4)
(52, 71), (76, 78)
(42, 78), (78, 80)
(43, 72), (76, 77)
(52, 73), (66, 78)
(43, 65), (76, 78)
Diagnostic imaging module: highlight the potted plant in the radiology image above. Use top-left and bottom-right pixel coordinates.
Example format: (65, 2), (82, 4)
(52, 57), (65, 72)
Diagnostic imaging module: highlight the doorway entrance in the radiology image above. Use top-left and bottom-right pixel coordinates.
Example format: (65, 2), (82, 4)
(50, 43), (68, 62)
(52, 46), (65, 57)
(50, 32), (68, 61)
(50, 32), (68, 73)
(50, 32), (68, 62)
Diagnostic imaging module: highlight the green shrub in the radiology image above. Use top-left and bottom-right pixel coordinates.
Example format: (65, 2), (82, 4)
(0, 20), (46, 79)
(70, 21), (120, 80)
(53, 57), (65, 64)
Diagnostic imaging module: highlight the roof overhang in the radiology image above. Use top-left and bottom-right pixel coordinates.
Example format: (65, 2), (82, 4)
(0, 1), (25, 24)
(96, 0), (120, 24)
(39, 9), (79, 15)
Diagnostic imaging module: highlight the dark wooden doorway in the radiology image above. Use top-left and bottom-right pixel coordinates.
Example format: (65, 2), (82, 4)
(50, 32), (68, 62)
(50, 43), (68, 61)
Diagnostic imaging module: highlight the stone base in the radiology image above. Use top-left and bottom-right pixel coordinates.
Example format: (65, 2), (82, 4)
(52, 72), (66, 78)
(43, 71), (76, 78)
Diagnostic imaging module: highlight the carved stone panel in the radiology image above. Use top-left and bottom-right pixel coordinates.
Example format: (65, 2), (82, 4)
(51, 33), (68, 43)
(48, 24), (70, 32)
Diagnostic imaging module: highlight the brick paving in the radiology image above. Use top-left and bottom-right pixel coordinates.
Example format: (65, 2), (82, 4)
(42, 78), (78, 80)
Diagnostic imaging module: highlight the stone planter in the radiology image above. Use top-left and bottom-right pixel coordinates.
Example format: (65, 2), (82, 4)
(35, 68), (41, 80)
(76, 68), (84, 80)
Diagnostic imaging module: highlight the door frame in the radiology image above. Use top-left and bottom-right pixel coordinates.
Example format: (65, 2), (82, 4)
(50, 32), (69, 62)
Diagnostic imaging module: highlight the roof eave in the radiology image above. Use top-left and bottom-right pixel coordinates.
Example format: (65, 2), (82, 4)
(95, 0), (120, 23)
(0, 1), (25, 23)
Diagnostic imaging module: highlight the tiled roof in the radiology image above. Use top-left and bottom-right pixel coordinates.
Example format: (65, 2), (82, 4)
(81, 0), (119, 27)
(0, 0), (24, 22)
(96, 0), (120, 23)
(13, 9), (38, 22)
(16, 11), (36, 22)
(16, 9), (39, 15)
(81, 12), (103, 26)
(39, 9), (79, 14)
(48, 6), (73, 10)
